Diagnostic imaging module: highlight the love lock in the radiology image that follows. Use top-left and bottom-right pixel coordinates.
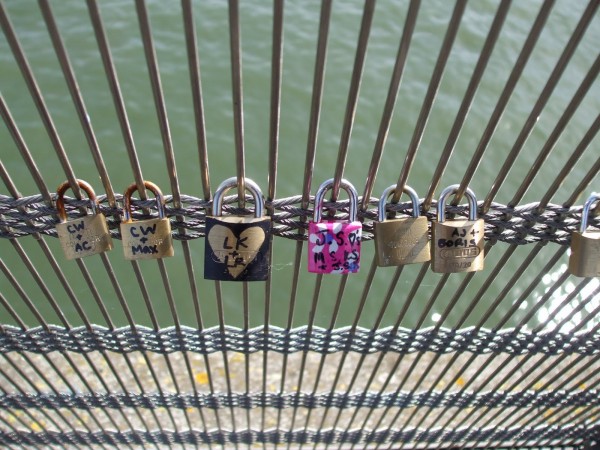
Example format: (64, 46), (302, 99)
(120, 181), (174, 260)
(55, 179), (113, 260)
(308, 178), (362, 274)
(204, 177), (271, 281)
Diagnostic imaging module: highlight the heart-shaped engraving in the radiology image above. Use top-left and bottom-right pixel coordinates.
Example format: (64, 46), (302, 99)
(207, 224), (266, 278)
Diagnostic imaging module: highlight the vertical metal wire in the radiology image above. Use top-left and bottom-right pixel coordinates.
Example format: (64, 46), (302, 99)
(360, 0), (420, 209)
(88, 0), (209, 434)
(275, 0), (333, 442)
(291, 2), (376, 445)
(331, 4), (507, 444)
(371, 247), (494, 450)
(38, 0), (116, 207)
(426, 245), (565, 433)
(470, 295), (600, 448)
(214, 280), (239, 449)
(135, 0), (214, 435)
(330, 0), (375, 200)
(0, 1), (83, 199)
(508, 52), (600, 207)
(0, 3), (163, 438)
(401, 88), (595, 431)
(0, 262), (116, 449)
(0, 331), (77, 440)
(422, 0), (512, 210)
(262, 1), (284, 439)
(450, 0), (554, 206)
(481, 0), (599, 213)
(539, 113), (600, 209)
(286, 271), (324, 450)
(431, 82), (600, 442)
(0, 400), (44, 450)
(85, 0), (146, 198)
(390, 0), (467, 204)
(178, 5), (224, 434)
(181, 0), (211, 201)
(228, 0), (246, 206)
(0, 292), (27, 329)
(438, 264), (588, 445)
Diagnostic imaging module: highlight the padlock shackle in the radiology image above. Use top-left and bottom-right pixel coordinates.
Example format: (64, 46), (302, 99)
(56, 179), (98, 223)
(212, 177), (264, 218)
(313, 178), (358, 223)
(122, 181), (166, 222)
(437, 184), (478, 223)
(378, 184), (420, 222)
(580, 192), (600, 233)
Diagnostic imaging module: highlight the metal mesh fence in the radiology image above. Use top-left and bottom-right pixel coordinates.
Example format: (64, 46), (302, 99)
(1, 0), (599, 448)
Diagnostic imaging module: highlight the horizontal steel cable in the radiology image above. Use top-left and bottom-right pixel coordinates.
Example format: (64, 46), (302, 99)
(0, 423), (593, 446)
(0, 193), (596, 245)
(1, 389), (598, 411)
(0, 325), (597, 356)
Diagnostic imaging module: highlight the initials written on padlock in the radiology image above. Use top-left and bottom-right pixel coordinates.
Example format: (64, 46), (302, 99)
(568, 192), (600, 277)
(120, 181), (174, 260)
(432, 184), (484, 273)
(308, 178), (362, 274)
(375, 185), (430, 267)
(55, 180), (113, 260)
(204, 177), (271, 281)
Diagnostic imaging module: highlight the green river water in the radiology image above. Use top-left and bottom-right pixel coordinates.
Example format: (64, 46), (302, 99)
(1, 0), (599, 331)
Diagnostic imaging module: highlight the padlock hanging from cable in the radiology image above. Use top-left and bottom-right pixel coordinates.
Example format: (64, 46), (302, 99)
(431, 184), (485, 273)
(204, 177), (271, 281)
(374, 184), (430, 267)
(55, 179), (113, 260)
(120, 181), (174, 260)
(568, 191), (600, 277)
(308, 178), (362, 274)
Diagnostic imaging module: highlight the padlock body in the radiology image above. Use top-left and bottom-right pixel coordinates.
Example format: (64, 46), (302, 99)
(375, 217), (430, 267)
(568, 231), (600, 277)
(56, 213), (113, 260)
(121, 217), (174, 260)
(204, 216), (271, 281)
(431, 219), (484, 273)
(308, 220), (361, 274)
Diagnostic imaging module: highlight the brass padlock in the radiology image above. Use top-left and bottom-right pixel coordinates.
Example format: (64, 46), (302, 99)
(432, 184), (484, 273)
(120, 181), (174, 260)
(374, 184), (430, 267)
(568, 192), (600, 277)
(204, 177), (271, 281)
(55, 179), (113, 259)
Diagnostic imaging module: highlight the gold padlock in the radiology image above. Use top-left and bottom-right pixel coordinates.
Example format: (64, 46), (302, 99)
(568, 192), (600, 277)
(55, 179), (113, 260)
(374, 184), (430, 267)
(432, 184), (484, 273)
(120, 181), (174, 260)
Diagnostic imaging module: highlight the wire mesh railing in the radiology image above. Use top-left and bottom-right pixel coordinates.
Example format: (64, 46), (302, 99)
(1, 0), (599, 448)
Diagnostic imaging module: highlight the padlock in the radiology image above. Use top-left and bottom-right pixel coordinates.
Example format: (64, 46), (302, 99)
(204, 177), (271, 281)
(374, 185), (430, 267)
(431, 184), (484, 273)
(120, 181), (174, 260)
(55, 179), (113, 260)
(568, 192), (600, 277)
(308, 178), (362, 274)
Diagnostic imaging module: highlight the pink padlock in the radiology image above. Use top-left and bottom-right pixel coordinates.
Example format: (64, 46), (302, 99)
(308, 178), (362, 274)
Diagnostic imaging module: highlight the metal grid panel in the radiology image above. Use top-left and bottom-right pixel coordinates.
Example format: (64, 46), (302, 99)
(1, 0), (599, 448)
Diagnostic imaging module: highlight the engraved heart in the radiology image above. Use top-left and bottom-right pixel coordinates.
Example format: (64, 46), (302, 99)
(207, 224), (265, 278)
